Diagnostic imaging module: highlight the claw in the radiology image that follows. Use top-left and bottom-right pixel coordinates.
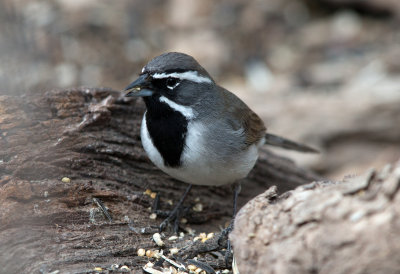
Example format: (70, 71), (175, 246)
(158, 184), (193, 233)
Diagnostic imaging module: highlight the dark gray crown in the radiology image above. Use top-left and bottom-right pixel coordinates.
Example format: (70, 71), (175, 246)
(143, 52), (212, 78)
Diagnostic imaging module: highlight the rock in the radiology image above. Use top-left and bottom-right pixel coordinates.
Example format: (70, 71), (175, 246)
(231, 162), (400, 274)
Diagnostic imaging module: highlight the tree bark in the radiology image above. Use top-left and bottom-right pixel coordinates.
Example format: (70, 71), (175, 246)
(0, 88), (318, 273)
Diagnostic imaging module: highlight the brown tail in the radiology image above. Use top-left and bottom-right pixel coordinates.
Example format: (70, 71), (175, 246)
(264, 133), (319, 153)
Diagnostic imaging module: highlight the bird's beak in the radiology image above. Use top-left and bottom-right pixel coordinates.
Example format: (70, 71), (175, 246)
(124, 74), (154, 97)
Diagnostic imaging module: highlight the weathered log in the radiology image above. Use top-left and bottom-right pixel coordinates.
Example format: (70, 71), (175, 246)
(231, 163), (400, 274)
(0, 88), (318, 273)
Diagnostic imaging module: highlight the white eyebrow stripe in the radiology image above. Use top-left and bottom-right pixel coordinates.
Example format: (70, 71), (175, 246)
(159, 96), (196, 119)
(152, 71), (212, 84)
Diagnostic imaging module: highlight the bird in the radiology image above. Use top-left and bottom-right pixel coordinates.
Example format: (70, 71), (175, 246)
(124, 52), (317, 235)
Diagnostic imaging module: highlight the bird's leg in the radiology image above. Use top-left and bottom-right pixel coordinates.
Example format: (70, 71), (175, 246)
(218, 182), (241, 266)
(152, 192), (161, 212)
(220, 182), (241, 237)
(159, 184), (192, 233)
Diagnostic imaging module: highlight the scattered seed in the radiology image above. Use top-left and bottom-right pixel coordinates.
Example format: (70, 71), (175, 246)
(169, 266), (178, 274)
(153, 233), (165, 247)
(160, 254), (186, 269)
(61, 177), (70, 183)
(194, 232), (214, 243)
(192, 203), (203, 212)
(144, 189), (152, 195)
(187, 265), (197, 271)
(145, 249), (161, 258)
(93, 267), (102, 271)
(168, 235), (178, 241)
(120, 265), (130, 271)
(154, 251), (160, 259)
(149, 213), (157, 220)
(169, 247), (179, 255)
(137, 248), (146, 256)
(143, 263), (163, 274)
(150, 192), (157, 199)
(185, 227), (195, 235)
(180, 218), (187, 224)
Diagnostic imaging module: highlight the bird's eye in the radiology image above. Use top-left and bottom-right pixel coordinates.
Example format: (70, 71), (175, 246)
(166, 77), (179, 90)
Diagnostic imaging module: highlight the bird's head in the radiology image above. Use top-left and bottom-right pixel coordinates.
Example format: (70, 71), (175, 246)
(124, 52), (215, 109)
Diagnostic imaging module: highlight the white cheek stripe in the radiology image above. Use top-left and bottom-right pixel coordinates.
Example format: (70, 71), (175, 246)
(159, 96), (195, 119)
(152, 71), (212, 84)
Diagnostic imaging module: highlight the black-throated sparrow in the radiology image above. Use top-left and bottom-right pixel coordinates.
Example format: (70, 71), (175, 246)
(124, 52), (317, 232)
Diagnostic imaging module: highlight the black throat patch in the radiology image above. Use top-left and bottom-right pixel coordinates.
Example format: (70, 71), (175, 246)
(143, 96), (188, 167)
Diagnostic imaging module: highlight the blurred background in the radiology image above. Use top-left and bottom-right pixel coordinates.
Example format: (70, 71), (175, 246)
(1, 0), (399, 179)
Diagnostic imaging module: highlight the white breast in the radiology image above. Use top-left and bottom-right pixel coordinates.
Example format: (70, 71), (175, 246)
(141, 115), (261, 186)
(140, 113), (164, 168)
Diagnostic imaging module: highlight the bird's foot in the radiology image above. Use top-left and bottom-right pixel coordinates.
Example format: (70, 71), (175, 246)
(218, 223), (234, 267)
(152, 185), (193, 233)
(157, 204), (187, 233)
